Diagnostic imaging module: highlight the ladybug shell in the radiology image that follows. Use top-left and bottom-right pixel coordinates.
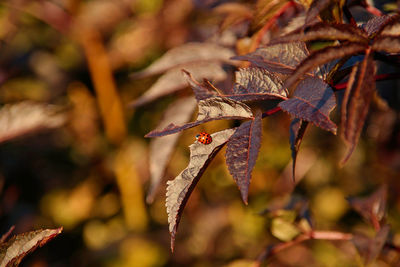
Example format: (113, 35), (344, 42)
(196, 132), (212, 144)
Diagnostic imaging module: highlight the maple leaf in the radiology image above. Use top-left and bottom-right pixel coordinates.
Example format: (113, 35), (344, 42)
(226, 67), (288, 102)
(340, 53), (376, 164)
(166, 128), (236, 251)
(233, 42), (309, 74)
(0, 228), (62, 266)
(226, 111), (262, 204)
(279, 77), (337, 134)
(289, 118), (309, 181)
(145, 97), (253, 137)
(146, 97), (197, 203)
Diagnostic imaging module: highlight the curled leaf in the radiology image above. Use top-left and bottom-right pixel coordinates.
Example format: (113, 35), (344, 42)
(130, 63), (226, 107)
(166, 128), (236, 251)
(131, 42), (235, 78)
(279, 77), (337, 133)
(146, 97), (197, 203)
(0, 101), (67, 144)
(0, 227), (63, 266)
(182, 70), (219, 101)
(289, 118), (309, 181)
(226, 111), (262, 204)
(233, 42), (309, 74)
(226, 67), (288, 102)
(146, 97), (253, 137)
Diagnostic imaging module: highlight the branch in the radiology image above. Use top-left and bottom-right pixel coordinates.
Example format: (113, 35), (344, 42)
(262, 106), (282, 118)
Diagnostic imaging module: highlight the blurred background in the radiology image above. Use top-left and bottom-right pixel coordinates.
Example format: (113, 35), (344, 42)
(0, 0), (400, 266)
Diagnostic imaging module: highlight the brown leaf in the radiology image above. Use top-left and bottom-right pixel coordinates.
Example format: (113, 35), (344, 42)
(284, 43), (368, 90)
(145, 97), (253, 137)
(340, 53), (376, 164)
(226, 111), (262, 204)
(347, 185), (387, 229)
(233, 42), (309, 74)
(372, 36), (400, 54)
(251, 0), (290, 32)
(289, 118), (309, 181)
(0, 227), (62, 266)
(146, 97), (197, 204)
(130, 63), (226, 107)
(166, 128), (236, 251)
(305, 0), (332, 25)
(362, 14), (400, 37)
(0, 101), (67, 144)
(352, 224), (390, 265)
(131, 42), (235, 78)
(226, 67), (288, 102)
(269, 22), (368, 45)
(182, 70), (220, 102)
(279, 77), (337, 133)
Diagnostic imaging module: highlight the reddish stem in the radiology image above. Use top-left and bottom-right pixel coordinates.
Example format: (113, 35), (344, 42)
(262, 106), (282, 118)
(333, 73), (400, 91)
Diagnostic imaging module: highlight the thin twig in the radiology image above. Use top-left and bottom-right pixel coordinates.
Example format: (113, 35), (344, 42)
(262, 106), (282, 118)
(0, 225), (15, 244)
(333, 73), (400, 90)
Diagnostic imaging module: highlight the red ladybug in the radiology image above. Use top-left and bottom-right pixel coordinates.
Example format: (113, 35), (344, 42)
(196, 132), (212, 145)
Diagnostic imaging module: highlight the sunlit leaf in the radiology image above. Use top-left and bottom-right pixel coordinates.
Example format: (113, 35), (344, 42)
(226, 111), (262, 204)
(182, 70), (220, 101)
(372, 36), (400, 54)
(279, 77), (337, 133)
(340, 54), (376, 164)
(146, 97), (197, 203)
(226, 67), (288, 102)
(362, 14), (400, 37)
(250, 0), (290, 32)
(347, 185), (387, 229)
(131, 42), (235, 78)
(289, 118), (309, 181)
(269, 22), (368, 45)
(0, 228), (62, 266)
(0, 101), (67, 144)
(233, 42), (309, 74)
(145, 97), (253, 137)
(284, 43), (368, 89)
(352, 224), (390, 265)
(166, 128), (236, 251)
(130, 63), (226, 107)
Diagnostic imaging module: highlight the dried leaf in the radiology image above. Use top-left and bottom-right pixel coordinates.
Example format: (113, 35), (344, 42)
(145, 97), (253, 137)
(362, 14), (400, 37)
(289, 118), (309, 181)
(347, 185), (387, 228)
(372, 36), (400, 54)
(146, 97), (197, 203)
(182, 70), (220, 102)
(279, 77), (337, 133)
(0, 101), (67, 144)
(166, 128), (236, 251)
(340, 54), (376, 164)
(269, 22), (368, 45)
(233, 42), (309, 74)
(130, 63), (226, 107)
(305, 0), (332, 25)
(0, 228), (62, 266)
(226, 111), (262, 204)
(226, 67), (288, 102)
(131, 43), (235, 78)
(352, 224), (390, 265)
(284, 42), (368, 89)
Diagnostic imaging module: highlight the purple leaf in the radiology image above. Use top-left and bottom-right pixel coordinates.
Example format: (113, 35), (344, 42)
(284, 43), (368, 90)
(0, 101), (67, 144)
(279, 77), (337, 133)
(146, 97), (197, 204)
(130, 63), (226, 107)
(226, 111), (262, 204)
(146, 97), (253, 137)
(182, 70), (220, 101)
(340, 54), (376, 164)
(226, 67), (287, 102)
(372, 36), (400, 54)
(233, 42), (309, 74)
(362, 14), (400, 37)
(166, 128), (236, 251)
(289, 118), (309, 181)
(269, 22), (368, 45)
(131, 42), (235, 78)
(0, 227), (63, 266)
(347, 185), (387, 228)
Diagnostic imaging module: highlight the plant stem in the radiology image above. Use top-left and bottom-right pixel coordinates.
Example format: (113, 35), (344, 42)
(333, 73), (400, 90)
